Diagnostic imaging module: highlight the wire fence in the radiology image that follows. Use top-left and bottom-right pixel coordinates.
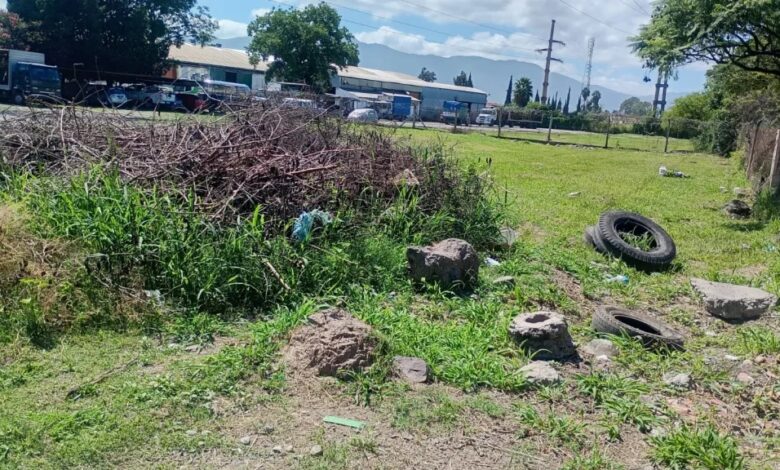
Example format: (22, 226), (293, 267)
(744, 120), (780, 194)
(447, 110), (729, 154)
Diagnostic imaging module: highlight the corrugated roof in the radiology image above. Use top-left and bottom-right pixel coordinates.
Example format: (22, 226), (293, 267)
(336, 66), (486, 95)
(169, 44), (268, 73)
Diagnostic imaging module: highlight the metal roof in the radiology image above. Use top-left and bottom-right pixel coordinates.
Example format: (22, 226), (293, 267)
(169, 44), (268, 73)
(336, 66), (486, 95)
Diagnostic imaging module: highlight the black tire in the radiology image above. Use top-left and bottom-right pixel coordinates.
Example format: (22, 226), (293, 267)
(592, 306), (684, 349)
(13, 92), (25, 106)
(596, 211), (676, 271)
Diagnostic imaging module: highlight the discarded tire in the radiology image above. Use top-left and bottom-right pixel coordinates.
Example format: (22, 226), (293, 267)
(594, 212), (676, 271)
(592, 306), (684, 349)
(584, 225), (608, 254)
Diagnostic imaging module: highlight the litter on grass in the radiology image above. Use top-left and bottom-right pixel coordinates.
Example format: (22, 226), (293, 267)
(605, 274), (629, 285)
(292, 210), (333, 242)
(323, 416), (366, 429)
(659, 166), (688, 178)
(485, 257), (501, 267)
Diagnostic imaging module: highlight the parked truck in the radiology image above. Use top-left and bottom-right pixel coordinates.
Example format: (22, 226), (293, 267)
(0, 49), (61, 105)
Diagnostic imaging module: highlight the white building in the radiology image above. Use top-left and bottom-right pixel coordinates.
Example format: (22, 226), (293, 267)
(166, 44), (267, 91)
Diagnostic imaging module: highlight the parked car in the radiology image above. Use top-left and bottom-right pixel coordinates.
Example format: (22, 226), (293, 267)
(124, 84), (176, 108)
(347, 108), (379, 123)
(103, 87), (128, 107)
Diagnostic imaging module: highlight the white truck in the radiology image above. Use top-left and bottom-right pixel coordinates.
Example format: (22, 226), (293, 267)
(476, 107), (498, 126)
(0, 49), (61, 105)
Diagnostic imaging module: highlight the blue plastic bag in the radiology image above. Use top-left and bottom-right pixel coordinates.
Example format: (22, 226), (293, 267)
(292, 210), (332, 242)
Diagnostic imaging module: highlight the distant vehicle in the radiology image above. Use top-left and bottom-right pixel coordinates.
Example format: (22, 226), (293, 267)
(476, 107), (497, 126)
(347, 108), (379, 123)
(124, 84), (176, 108)
(104, 87), (128, 107)
(202, 80), (250, 102)
(282, 97), (315, 109)
(441, 100), (470, 126)
(78, 83), (127, 107)
(0, 49), (61, 105)
(387, 94), (412, 120)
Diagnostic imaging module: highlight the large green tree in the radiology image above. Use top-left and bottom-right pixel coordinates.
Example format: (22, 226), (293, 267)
(512, 77), (533, 107)
(619, 97), (653, 116)
(8, 0), (216, 78)
(418, 67), (436, 82)
(632, 0), (780, 77)
(247, 3), (358, 90)
(453, 70), (469, 87)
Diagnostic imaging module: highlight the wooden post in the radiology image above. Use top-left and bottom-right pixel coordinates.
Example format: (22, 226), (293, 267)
(547, 113), (554, 144)
(746, 121), (762, 177)
(604, 115), (611, 149)
(664, 118), (671, 153)
(498, 107), (502, 138)
(770, 129), (780, 194)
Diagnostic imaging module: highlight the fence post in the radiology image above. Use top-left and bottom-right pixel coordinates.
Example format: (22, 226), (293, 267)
(547, 113), (554, 144)
(498, 107), (502, 138)
(604, 115), (611, 149)
(770, 129), (780, 194)
(746, 121), (762, 177)
(664, 118), (671, 153)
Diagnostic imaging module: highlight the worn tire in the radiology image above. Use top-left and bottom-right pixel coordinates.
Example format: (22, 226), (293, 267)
(596, 211), (676, 271)
(592, 306), (684, 349)
(584, 225), (609, 254)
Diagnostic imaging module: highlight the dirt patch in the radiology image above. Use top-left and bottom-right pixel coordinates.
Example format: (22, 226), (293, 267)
(282, 309), (377, 377)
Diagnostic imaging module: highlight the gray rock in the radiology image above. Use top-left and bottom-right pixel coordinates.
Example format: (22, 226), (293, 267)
(691, 278), (777, 321)
(407, 238), (480, 289)
(239, 436), (252, 446)
(663, 372), (692, 389)
(520, 361), (561, 385)
(736, 372), (755, 385)
(509, 311), (576, 360)
(262, 424), (275, 435)
(582, 339), (619, 359)
(492, 276), (516, 287)
(724, 199), (752, 218)
(272, 445), (283, 454)
(309, 445), (323, 457)
(392, 356), (429, 384)
(724, 354), (740, 362)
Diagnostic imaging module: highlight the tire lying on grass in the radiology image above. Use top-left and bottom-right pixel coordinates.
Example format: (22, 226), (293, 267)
(592, 306), (684, 349)
(586, 211), (676, 271)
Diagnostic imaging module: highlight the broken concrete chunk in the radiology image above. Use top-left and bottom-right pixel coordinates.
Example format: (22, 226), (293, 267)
(691, 278), (777, 321)
(392, 356), (429, 384)
(407, 238), (480, 289)
(520, 361), (561, 385)
(509, 311), (576, 360)
(582, 338), (619, 359)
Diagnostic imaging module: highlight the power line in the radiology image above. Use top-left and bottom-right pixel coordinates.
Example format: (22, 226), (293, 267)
(556, 0), (633, 35)
(616, 0), (648, 16)
(632, 0), (651, 15)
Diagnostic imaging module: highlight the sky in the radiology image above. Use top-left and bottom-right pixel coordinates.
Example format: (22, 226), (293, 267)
(200, 0), (708, 97)
(0, 0), (707, 96)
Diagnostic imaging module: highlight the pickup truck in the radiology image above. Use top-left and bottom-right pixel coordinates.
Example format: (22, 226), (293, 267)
(0, 49), (61, 105)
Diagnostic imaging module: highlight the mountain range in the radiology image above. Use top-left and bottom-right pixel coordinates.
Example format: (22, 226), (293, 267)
(215, 37), (687, 110)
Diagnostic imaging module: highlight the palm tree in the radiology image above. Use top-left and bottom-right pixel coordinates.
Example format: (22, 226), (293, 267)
(513, 77), (533, 107)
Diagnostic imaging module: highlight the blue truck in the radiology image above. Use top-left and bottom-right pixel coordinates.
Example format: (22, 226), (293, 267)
(0, 49), (61, 105)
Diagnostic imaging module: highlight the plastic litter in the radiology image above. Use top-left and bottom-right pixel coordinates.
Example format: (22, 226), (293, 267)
(323, 416), (366, 429)
(292, 210), (332, 242)
(485, 257), (501, 267)
(658, 166), (668, 176)
(605, 274), (629, 285)
(659, 166), (688, 178)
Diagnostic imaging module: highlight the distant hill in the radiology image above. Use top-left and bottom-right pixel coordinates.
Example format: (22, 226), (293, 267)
(214, 37), (687, 110)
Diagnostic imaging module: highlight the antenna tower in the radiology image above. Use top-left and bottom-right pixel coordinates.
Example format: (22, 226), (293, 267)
(582, 37), (595, 91)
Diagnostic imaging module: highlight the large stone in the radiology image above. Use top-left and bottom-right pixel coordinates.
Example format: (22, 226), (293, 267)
(724, 199), (752, 218)
(407, 238), (480, 289)
(663, 372), (692, 389)
(284, 309), (377, 376)
(582, 339), (619, 359)
(392, 356), (429, 384)
(691, 278), (777, 321)
(509, 311), (576, 360)
(498, 227), (519, 248)
(520, 361), (561, 385)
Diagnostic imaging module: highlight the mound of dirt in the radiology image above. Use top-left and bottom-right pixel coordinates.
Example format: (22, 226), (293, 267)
(283, 308), (377, 376)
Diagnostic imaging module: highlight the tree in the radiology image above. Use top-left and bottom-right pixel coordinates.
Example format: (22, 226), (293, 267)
(512, 77), (533, 107)
(453, 70), (469, 86)
(418, 67), (436, 82)
(631, 0), (780, 78)
(0, 10), (40, 50)
(619, 97), (653, 116)
(581, 87), (590, 105)
(576, 96), (582, 113)
(467, 73), (473, 88)
(248, 4), (359, 90)
(504, 75), (513, 106)
(587, 90), (602, 112)
(534, 90), (540, 103)
(663, 92), (714, 121)
(563, 87), (571, 114)
(8, 0), (216, 78)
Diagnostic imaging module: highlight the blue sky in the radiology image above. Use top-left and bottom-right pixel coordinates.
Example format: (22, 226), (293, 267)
(0, 0), (707, 96)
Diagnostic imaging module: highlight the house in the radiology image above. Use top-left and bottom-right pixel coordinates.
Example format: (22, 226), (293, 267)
(165, 44), (267, 91)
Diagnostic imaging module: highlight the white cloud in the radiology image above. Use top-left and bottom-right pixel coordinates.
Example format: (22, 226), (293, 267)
(251, 8), (271, 17)
(216, 19), (249, 39)
(0, 0), (6, 10)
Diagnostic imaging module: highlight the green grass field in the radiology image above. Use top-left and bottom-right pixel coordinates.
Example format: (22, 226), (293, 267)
(1, 128), (778, 469)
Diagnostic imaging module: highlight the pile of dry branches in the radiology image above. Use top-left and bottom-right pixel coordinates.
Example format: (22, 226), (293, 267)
(0, 104), (432, 223)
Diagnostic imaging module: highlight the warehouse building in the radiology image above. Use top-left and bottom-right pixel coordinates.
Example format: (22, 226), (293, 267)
(331, 66), (488, 120)
(165, 44), (267, 91)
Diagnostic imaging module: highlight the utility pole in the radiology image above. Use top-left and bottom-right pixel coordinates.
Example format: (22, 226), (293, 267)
(536, 19), (565, 105)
